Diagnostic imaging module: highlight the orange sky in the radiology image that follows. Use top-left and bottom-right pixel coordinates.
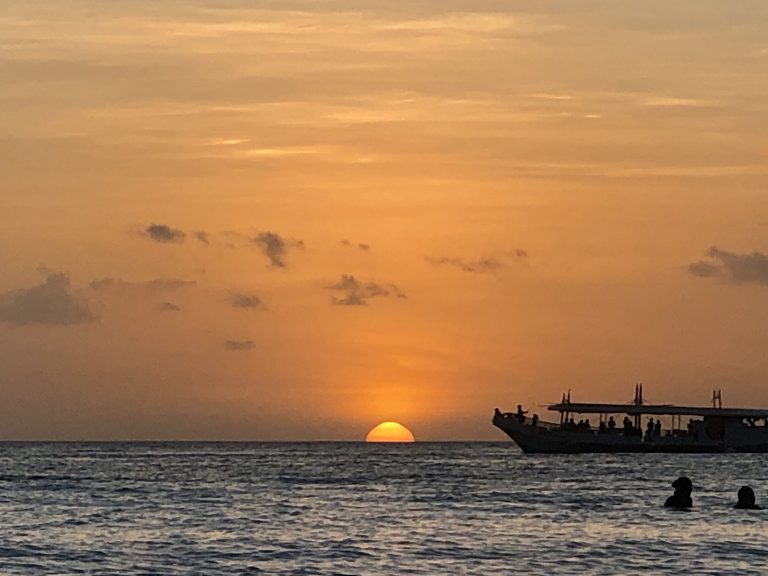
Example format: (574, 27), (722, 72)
(1, 1), (767, 440)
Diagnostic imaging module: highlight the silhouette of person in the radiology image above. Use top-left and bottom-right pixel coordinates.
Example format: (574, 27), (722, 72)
(654, 420), (661, 436)
(664, 476), (693, 509)
(734, 486), (762, 510)
(516, 404), (528, 422)
(645, 418), (655, 441)
(608, 416), (616, 430)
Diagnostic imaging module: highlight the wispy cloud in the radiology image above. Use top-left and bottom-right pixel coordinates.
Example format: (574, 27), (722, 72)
(158, 301), (181, 312)
(228, 293), (264, 310)
(224, 339), (255, 352)
(89, 278), (196, 291)
(326, 274), (405, 306)
(244, 146), (327, 158)
(426, 249), (527, 274)
(0, 273), (93, 325)
(642, 97), (718, 108)
(340, 239), (371, 252)
(425, 256), (502, 273)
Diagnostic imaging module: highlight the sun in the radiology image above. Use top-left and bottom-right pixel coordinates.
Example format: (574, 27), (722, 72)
(365, 421), (415, 443)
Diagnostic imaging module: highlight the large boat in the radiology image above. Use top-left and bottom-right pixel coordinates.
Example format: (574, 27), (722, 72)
(493, 385), (768, 453)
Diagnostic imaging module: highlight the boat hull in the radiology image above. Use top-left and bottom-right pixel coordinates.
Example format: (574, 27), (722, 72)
(493, 412), (768, 454)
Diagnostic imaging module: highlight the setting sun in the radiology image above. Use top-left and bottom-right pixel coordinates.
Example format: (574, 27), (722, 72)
(365, 422), (415, 443)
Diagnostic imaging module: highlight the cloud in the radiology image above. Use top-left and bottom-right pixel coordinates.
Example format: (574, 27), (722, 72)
(158, 301), (181, 312)
(194, 230), (210, 244)
(228, 293), (264, 309)
(224, 340), (255, 351)
(143, 223), (186, 243)
(0, 273), (94, 325)
(253, 231), (303, 268)
(688, 246), (768, 285)
(340, 239), (371, 252)
(89, 278), (196, 291)
(688, 260), (721, 278)
(425, 256), (503, 273)
(326, 274), (406, 306)
(426, 249), (528, 273)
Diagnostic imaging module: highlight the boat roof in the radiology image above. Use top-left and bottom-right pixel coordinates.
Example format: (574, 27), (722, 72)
(547, 402), (768, 419)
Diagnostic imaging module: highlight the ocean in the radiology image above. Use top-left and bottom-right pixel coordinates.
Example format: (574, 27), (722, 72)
(1, 442), (767, 575)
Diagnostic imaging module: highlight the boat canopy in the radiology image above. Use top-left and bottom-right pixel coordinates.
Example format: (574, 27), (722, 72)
(547, 402), (768, 419)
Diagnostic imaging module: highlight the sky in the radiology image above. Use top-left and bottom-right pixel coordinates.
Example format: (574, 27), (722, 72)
(1, 0), (767, 440)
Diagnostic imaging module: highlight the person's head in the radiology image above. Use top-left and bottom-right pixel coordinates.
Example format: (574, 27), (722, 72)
(737, 486), (756, 507)
(672, 476), (693, 496)
(517, 404), (522, 410)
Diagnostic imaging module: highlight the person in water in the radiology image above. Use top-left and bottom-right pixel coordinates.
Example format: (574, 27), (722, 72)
(734, 486), (762, 510)
(664, 476), (693, 509)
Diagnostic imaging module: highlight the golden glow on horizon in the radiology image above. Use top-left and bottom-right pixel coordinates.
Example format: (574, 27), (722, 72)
(365, 421), (416, 443)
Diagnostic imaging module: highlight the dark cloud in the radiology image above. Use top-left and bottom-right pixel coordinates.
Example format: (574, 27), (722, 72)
(224, 340), (255, 351)
(229, 293), (264, 309)
(326, 274), (406, 306)
(158, 302), (181, 312)
(689, 246), (768, 285)
(144, 223), (186, 243)
(89, 278), (196, 291)
(194, 230), (210, 244)
(0, 273), (94, 325)
(358, 243), (370, 252)
(425, 256), (503, 273)
(253, 231), (303, 268)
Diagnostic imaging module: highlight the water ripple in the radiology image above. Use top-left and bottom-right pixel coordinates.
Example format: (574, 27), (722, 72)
(0, 443), (767, 574)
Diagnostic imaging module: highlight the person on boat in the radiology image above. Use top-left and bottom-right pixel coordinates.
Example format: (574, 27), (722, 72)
(583, 419), (591, 432)
(645, 419), (655, 441)
(607, 416), (616, 431)
(664, 476), (693, 509)
(654, 420), (662, 437)
(516, 404), (528, 422)
(598, 421), (607, 434)
(734, 486), (762, 510)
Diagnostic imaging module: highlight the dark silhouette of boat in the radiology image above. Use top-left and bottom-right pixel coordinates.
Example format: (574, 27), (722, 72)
(493, 385), (768, 453)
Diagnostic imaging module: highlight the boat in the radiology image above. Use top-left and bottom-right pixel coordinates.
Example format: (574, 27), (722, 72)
(493, 385), (768, 453)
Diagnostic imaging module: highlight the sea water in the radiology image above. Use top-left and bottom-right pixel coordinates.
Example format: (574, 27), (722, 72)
(1, 442), (766, 575)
